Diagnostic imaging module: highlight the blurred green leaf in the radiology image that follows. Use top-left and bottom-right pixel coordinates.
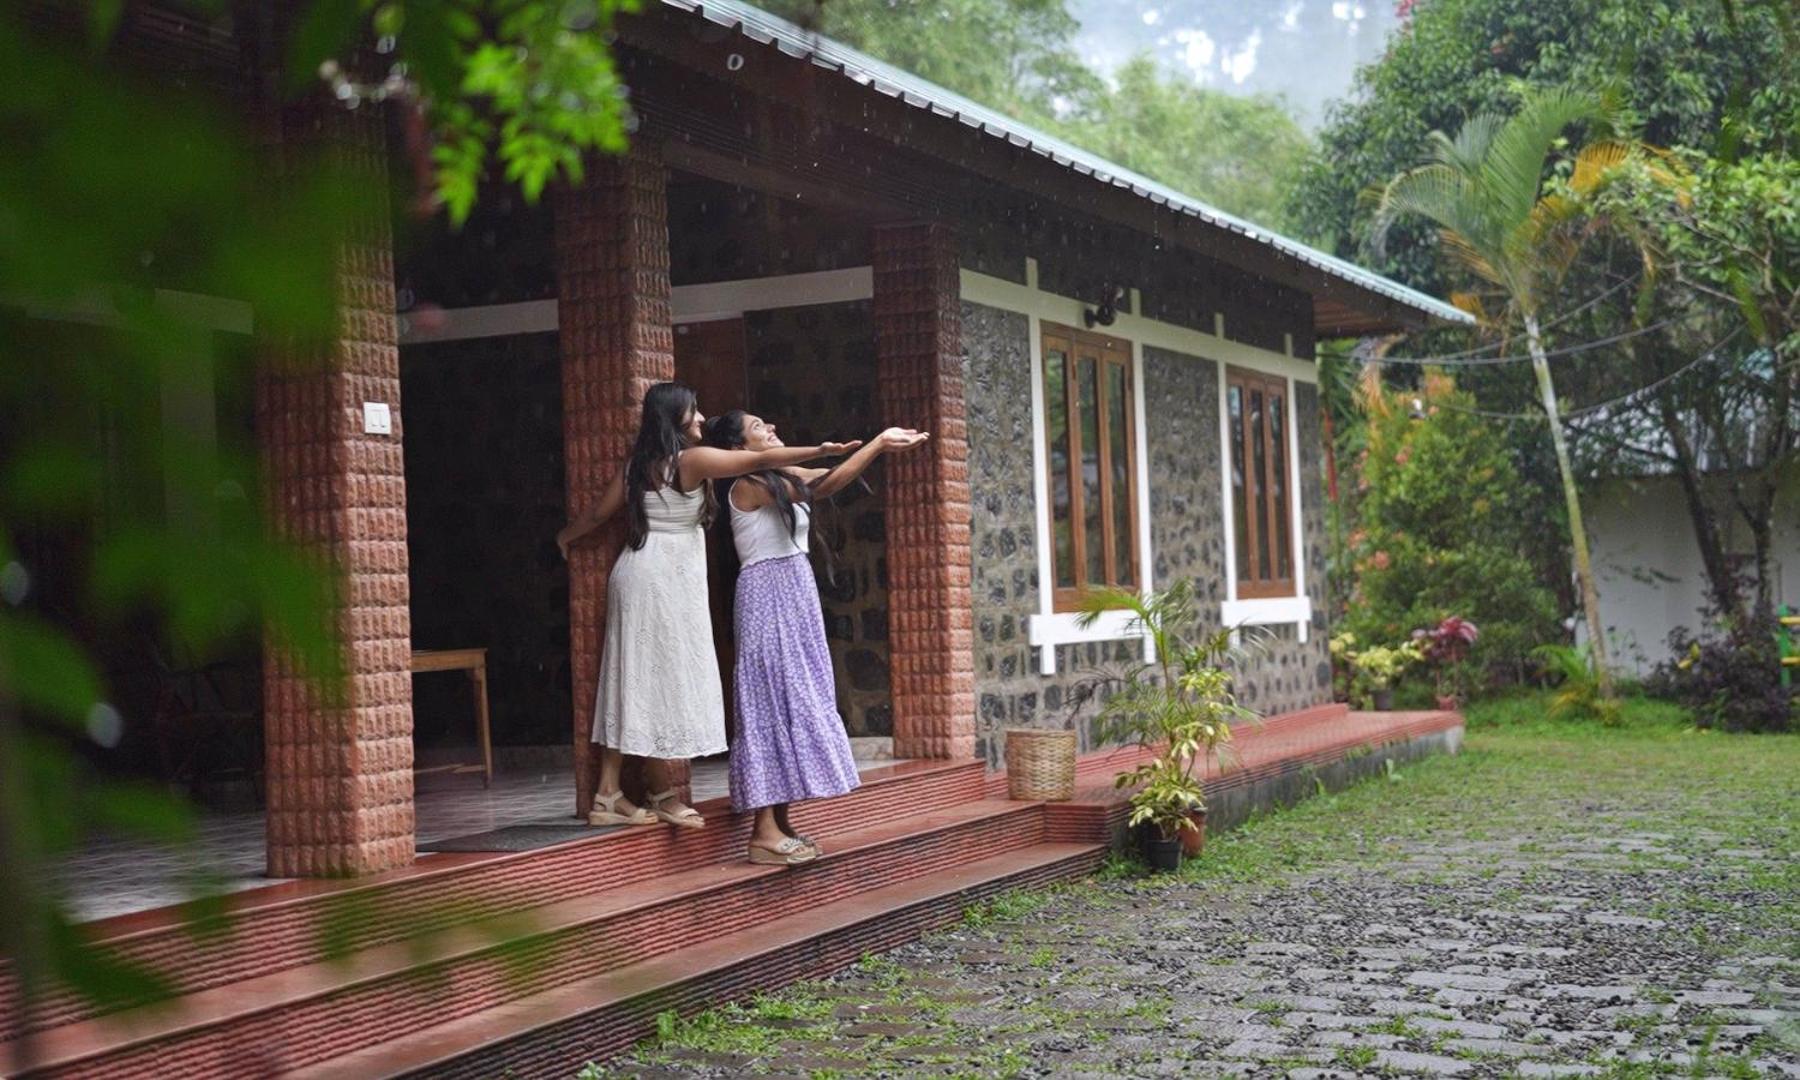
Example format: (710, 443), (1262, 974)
(4, 443), (106, 516)
(0, 614), (104, 726)
(83, 780), (197, 847)
(288, 0), (366, 91)
(46, 909), (175, 1010)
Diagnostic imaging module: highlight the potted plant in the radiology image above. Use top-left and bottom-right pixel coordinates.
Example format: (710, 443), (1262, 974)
(1347, 640), (1421, 710)
(1413, 615), (1480, 710)
(1072, 580), (1255, 871)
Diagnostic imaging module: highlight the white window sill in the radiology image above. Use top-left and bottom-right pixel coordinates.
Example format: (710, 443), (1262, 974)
(1027, 610), (1154, 675)
(1221, 595), (1313, 643)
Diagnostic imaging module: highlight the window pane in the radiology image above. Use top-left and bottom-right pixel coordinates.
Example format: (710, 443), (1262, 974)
(1107, 361), (1132, 586)
(1229, 384), (1248, 582)
(1270, 391), (1290, 580)
(1045, 349), (1074, 589)
(1251, 387), (1270, 582)
(1078, 355), (1103, 586)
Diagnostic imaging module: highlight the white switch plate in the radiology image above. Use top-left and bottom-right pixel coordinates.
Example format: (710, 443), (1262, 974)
(362, 402), (392, 435)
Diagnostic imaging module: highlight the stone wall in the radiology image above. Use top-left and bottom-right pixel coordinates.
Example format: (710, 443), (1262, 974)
(965, 322), (1331, 765)
(742, 301), (892, 737)
(1143, 346), (1330, 714)
(963, 301), (1136, 764)
(1230, 381), (1332, 714)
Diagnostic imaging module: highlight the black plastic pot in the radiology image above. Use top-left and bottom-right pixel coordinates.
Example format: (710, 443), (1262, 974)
(1144, 834), (1183, 872)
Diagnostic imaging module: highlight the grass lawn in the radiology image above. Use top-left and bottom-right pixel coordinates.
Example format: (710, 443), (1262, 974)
(601, 691), (1799, 1079)
(1161, 691), (1798, 935)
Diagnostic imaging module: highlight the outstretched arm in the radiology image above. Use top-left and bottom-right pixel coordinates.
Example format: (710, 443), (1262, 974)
(557, 473), (626, 558)
(676, 442), (861, 489)
(810, 428), (930, 499)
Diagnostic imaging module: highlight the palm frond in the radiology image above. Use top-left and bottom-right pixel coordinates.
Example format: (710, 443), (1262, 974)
(1369, 163), (1493, 264)
(1481, 87), (1606, 234)
(1430, 113), (1503, 176)
(1568, 141), (1632, 196)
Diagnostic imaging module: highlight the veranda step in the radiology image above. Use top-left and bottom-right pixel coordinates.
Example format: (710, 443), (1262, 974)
(0, 757), (987, 1044)
(5, 797), (1044, 1079)
(294, 841), (1107, 1080)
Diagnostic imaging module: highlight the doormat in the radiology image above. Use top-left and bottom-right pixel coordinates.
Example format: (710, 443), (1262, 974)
(417, 822), (621, 853)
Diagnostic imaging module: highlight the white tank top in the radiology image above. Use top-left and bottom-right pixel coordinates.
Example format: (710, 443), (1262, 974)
(729, 480), (811, 567)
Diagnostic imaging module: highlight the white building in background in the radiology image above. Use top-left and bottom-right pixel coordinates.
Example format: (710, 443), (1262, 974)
(1580, 471), (1799, 674)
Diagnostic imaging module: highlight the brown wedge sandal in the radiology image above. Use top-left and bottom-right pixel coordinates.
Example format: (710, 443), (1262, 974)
(589, 791), (656, 827)
(748, 837), (817, 866)
(649, 789), (705, 830)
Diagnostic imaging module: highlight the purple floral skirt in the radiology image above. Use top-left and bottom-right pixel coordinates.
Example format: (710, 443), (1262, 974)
(729, 553), (861, 812)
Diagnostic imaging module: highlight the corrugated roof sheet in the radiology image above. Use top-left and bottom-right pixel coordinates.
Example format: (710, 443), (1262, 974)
(658, 0), (1473, 326)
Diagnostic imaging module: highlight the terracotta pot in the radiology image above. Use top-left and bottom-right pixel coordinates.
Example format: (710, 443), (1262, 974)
(1179, 810), (1207, 857)
(1435, 694), (1461, 712)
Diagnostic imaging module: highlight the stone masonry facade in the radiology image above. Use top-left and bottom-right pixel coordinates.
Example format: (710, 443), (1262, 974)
(965, 313), (1330, 766)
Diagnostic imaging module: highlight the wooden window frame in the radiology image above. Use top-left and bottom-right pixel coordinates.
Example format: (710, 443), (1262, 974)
(1227, 365), (1297, 600)
(1042, 322), (1140, 612)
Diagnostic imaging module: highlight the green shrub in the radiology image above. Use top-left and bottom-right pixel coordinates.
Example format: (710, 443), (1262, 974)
(1648, 618), (1796, 734)
(1532, 643), (1623, 726)
(1340, 373), (1560, 684)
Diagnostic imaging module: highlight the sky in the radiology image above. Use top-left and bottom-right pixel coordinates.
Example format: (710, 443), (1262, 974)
(1067, 0), (1403, 129)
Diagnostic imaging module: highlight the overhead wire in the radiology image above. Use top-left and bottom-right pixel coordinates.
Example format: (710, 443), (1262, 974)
(1420, 325), (1750, 423)
(1350, 274), (1645, 366)
(1366, 312), (1703, 367)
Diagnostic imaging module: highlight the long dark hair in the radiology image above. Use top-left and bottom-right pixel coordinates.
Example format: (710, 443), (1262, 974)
(700, 410), (812, 542)
(624, 382), (714, 550)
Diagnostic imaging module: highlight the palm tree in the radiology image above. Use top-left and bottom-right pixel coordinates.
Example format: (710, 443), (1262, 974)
(1366, 88), (1668, 698)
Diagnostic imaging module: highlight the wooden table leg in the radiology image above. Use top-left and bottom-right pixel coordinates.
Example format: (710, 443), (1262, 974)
(471, 661), (493, 788)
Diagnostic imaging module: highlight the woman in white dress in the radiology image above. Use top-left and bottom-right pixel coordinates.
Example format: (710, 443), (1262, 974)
(557, 382), (859, 829)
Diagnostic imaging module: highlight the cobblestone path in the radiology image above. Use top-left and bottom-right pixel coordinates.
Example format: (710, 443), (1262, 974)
(599, 715), (1799, 1079)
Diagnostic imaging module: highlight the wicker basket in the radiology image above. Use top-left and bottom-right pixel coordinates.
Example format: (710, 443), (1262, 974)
(1003, 728), (1077, 802)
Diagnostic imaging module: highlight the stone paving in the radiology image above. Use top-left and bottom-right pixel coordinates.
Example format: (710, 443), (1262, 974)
(602, 797), (1798, 1078)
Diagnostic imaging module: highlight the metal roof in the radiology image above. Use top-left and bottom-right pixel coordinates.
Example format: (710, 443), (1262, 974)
(659, 0), (1473, 327)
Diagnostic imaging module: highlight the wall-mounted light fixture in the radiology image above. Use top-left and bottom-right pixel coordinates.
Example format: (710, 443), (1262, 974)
(1084, 283), (1125, 329)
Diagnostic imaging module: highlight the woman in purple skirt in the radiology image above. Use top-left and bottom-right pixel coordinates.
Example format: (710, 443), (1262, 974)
(702, 412), (929, 865)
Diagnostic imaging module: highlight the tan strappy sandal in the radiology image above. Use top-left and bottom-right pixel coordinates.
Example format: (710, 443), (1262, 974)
(748, 837), (817, 866)
(649, 789), (705, 830)
(589, 791), (656, 827)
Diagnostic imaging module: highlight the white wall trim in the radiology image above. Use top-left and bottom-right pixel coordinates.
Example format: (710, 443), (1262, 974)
(397, 267), (878, 344)
(18, 288), (254, 335)
(1024, 262), (1058, 674)
(958, 269), (1317, 385)
(990, 259), (1161, 675)
(1219, 360), (1239, 605)
(1222, 594), (1314, 631)
(399, 299), (556, 344)
(1029, 610), (1149, 658)
(672, 266), (873, 324)
(1215, 366), (1311, 642)
(1128, 333), (1157, 666)
(1285, 375), (1311, 643)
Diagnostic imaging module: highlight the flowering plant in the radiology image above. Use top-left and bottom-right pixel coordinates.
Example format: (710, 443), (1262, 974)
(1413, 616), (1480, 702)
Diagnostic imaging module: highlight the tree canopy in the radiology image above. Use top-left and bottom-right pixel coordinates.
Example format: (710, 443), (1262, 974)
(763, 0), (1311, 232)
(1292, 0), (1793, 294)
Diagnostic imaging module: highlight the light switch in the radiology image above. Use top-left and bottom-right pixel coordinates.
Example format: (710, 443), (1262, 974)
(362, 401), (392, 435)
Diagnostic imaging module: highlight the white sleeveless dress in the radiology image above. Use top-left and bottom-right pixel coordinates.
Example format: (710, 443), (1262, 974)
(591, 484), (728, 759)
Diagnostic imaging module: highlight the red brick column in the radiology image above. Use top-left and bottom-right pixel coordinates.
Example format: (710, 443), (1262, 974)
(556, 147), (687, 817)
(258, 105), (414, 878)
(872, 223), (976, 759)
